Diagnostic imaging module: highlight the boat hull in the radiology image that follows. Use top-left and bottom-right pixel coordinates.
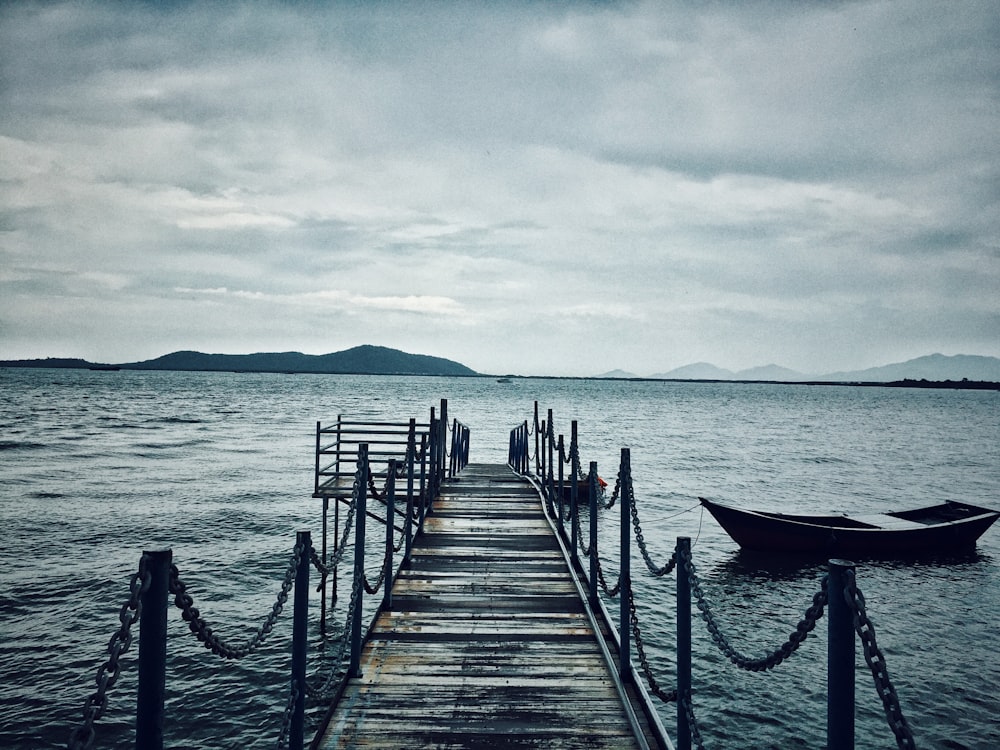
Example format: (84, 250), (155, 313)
(700, 498), (1000, 558)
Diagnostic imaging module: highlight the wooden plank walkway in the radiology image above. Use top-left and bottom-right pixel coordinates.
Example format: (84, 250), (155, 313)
(313, 463), (650, 749)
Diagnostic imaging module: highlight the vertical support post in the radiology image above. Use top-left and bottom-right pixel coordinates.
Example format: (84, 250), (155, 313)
(350, 445), (369, 678)
(619, 448), (631, 682)
(314, 421), (321, 495)
(828, 559), (856, 750)
(546, 409), (554, 494)
(136, 548), (171, 750)
(404, 420), (416, 565)
(334, 414), (343, 476)
(557, 434), (565, 535)
(439, 399), (448, 484)
(332, 499), (339, 604)
(320, 496), (329, 635)
(588, 461), (598, 606)
(383, 461), (396, 611)
(570, 422), (579, 568)
(290, 531), (310, 750)
(418, 433), (428, 528)
(533, 401), (540, 475)
(522, 421), (529, 474)
(677, 537), (692, 750)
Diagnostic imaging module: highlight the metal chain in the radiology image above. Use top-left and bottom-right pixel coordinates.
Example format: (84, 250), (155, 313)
(307, 564), (362, 700)
(628, 480), (678, 577)
(169, 541), (303, 659)
(844, 569), (916, 750)
(363, 562), (387, 595)
(67, 555), (152, 750)
(595, 553), (621, 598)
(628, 583), (678, 702)
(684, 553), (828, 671)
(274, 678), (299, 750)
(681, 694), (707, 750)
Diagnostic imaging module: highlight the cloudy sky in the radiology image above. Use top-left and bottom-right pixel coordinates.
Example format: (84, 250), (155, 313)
(1, 1), (998, 376)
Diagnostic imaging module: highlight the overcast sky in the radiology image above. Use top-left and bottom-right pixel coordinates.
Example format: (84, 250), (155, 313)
(1, 1), (997, 376)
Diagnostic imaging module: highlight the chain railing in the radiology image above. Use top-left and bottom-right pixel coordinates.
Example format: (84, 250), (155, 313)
(68, 399), (466, 750)
(509, 400), (917, 750)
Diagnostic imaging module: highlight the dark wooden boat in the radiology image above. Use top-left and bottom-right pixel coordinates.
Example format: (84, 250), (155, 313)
(699, 497), (1000, 557)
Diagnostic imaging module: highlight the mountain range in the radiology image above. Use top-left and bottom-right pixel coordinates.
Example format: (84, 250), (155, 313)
(3, 349), (999, 383)
(0, 345), (476, 377)
(600, 354), (1000, 383)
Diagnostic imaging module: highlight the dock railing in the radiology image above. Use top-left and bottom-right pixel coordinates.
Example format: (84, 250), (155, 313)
(67, 399), (467, 750)
(509, 400), (916, 750)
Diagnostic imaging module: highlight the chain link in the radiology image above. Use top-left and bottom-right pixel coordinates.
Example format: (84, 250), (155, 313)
(844, 569), (916, 750)
(683, 551), (828, 671)
(68, 555), (152, 750)
(169, 541), (303, 659)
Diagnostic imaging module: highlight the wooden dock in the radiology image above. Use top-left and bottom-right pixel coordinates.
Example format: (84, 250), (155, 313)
(312, 463), (666, 749)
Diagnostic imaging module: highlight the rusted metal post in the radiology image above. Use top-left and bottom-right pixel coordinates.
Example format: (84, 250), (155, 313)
(677, 537), (692, 750)
(290, 531), (310, 750)
(588, 461), (598, 606)
(828, 559), (856, 750)
(383, 461), (396, 611)
(350, 445), (368, 678)
(136, 548), (171, 750)
(619, 448), (631, 681)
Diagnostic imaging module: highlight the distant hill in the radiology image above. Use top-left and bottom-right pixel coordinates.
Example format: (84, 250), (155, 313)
(650, 362), (735, 380)
(812, 353), (1000, 383)
(1, 346), (477, 377)
(636, 354), (1000, 383)
(0, 357), (101, 369)
(596, 369), (639, 379)
(735, 364), (806, 381)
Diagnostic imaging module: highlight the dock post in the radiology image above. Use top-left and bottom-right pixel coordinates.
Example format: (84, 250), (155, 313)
(570, 422), (579, 568)
(547, 409), (554, 497)
(404, 420), (416, 566)
(521, 421), (529, 474)
(428, 410), (438, 514)
(677, 537), (692, 750)
(557, 434), (565, 533)
(533, 401), (540, 475)
(588, 461), (598, 606)
(439, 399), (448, 483)
(136, 548), (171, 750)
(320, 496), (329, 635)
(418, 433), (428, 529)
(828, 559), (856, 750)
(619, 448), (631, 682)
(350, 445), (369, 678)
(314, 421), (321, 496)
(290, 531), (310, 750)
(383, 461), (396, 611)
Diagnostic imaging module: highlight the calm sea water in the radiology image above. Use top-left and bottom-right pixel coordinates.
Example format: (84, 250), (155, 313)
(1, 368), (997, 749)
